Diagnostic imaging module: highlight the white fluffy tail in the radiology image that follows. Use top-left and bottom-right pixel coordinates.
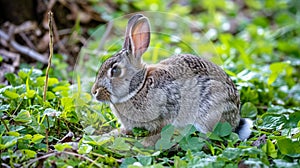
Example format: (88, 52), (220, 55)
(236, 118), (253, 140)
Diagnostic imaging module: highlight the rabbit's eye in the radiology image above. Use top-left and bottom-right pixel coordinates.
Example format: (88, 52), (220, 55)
(111, 65), (122, 77)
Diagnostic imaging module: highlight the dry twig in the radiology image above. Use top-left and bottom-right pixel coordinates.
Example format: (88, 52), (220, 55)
(43, 11), (54, 102)
(0, 29), (48, 63)
(25, 151), (102, 168)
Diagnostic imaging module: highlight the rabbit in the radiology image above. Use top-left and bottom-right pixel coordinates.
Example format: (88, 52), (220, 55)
(91, 14), (253, 146)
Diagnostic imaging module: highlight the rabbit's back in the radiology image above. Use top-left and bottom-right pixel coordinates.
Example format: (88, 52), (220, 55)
(160, 54), (240, 131)
(161, 54), (231, 81)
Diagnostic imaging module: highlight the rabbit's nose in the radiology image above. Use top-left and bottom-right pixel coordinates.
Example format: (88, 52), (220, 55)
(91, 86), (110, 101)
(91, 86), (98, 96)
(92, 89), (98, 95)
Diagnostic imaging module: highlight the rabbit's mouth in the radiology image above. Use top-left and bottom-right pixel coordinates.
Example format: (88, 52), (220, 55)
(92, 86), (111, 102)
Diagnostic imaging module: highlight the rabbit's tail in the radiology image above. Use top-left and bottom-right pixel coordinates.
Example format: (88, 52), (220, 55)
(235, 118), (253, 140)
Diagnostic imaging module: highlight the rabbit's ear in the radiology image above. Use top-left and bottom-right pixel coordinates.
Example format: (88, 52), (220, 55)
(123, 14), (144, 50)
(129, 17), (150, 60)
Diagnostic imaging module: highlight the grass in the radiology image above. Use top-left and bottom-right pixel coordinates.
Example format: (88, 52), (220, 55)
(1, 0), (300, 167)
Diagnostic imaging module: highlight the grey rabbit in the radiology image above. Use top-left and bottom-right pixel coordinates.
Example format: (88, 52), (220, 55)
(91, 14), (252, 146)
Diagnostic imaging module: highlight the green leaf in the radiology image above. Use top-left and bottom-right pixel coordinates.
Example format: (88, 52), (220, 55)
(222, 148), (242, 160)
(179, 124), (197, 137)
(174, 125), (198, 143)
(284, 111), (300, 128)
(120, 157), (137, 168)
(36, 76), (45, 86)
(53, 85), (70, 92)
(26, 90), (36, 99)
(111, 137), (130, 151)
(23, 134), (33, 140)
(267, 105), (294, 114)
(259, 114), (287, 130)
(151, 151), (160, 156)
(241, 102), (258, 118)
(62, 110), (78, 123)
(61, 97), (78, 122)
(78, 144), (92, 154)
(268, 62), (293, 85)
(3, 90), (19, 99)
(21, 149), (37, 158)
(212, 122), (232, 137)
(76, 92), (92, 106)
(31, 134), (45, 144)
(273, 159), (300, 168)
(18, 68), (42, 79)
(61, 97), (74, 111)
(0, 136), (18, 150)
(174, 156), (188, 167)
(37, 77), (64, 87)
(83, 126), (95, 135)
(7, 131), (20, 137)
(0, 104), (10, 112)
(155, 138), (175, 150)
(155, 125), (176, 150)
(243, 158), (267, 167)
(5, 73), (21, 86)
(82, 135), (112, 146)
(277, 138), (300, 157)
(54, 143), (72, 152)
(136, 156), (152, 166)
(207, 132), (222, 141)
(14, 110), (32, 123)
(262, 139), (277, 158)
(160, 124), (175, 139)
(46, 91), (56, 100)
(18, 70), (28, 80)
(48, 78), (59, 86)
(179, 136), (204, 151)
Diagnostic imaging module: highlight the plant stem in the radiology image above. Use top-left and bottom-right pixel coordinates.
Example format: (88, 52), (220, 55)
(25, 151), (102, 168)
(46, 115), (50, 152)
(1, 118), (10, 132)
(43, 11), (54, 102)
